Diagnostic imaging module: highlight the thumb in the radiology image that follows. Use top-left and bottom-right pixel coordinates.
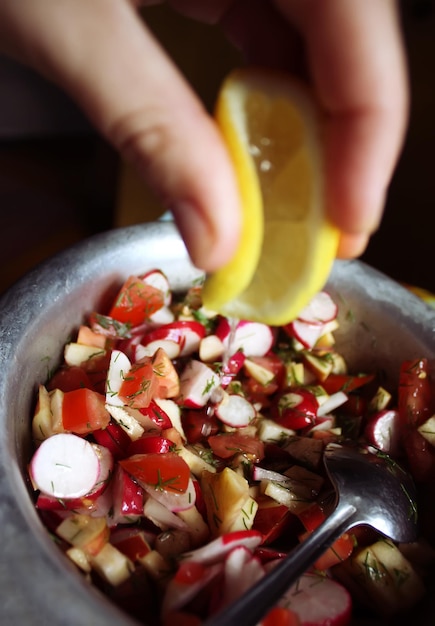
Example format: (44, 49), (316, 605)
(0, 0), (240, 272)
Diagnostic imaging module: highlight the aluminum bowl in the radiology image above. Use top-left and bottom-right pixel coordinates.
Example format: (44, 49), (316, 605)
(1, 221), (435, 625)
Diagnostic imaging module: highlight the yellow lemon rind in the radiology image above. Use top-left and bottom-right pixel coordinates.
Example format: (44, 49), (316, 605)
(202, 73), (264, 310)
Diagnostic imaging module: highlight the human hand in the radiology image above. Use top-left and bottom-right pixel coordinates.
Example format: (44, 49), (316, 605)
(0, 0), (408, 269)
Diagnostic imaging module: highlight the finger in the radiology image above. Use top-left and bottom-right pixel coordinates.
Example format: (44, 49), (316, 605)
(0, 0), (241, 272)
(337, 232), (369, 260)
(273, 0), (409, 257)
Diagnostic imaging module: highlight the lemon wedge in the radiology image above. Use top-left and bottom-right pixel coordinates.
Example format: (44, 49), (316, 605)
(202, 67), (339, 325)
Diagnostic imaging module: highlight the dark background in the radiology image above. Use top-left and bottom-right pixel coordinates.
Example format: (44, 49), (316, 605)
(0, 2), (433, 295)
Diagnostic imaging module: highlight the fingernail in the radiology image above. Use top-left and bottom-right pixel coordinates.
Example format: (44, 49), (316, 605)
(337, 232), (370, 259)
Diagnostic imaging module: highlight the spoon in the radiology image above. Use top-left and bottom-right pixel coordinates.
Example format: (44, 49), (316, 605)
(205, 442), (418, 626)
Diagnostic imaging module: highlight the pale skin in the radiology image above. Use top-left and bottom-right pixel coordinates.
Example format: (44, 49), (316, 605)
(0, 0), (409, 271)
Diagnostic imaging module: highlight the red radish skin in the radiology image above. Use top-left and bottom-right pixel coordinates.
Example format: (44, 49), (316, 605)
(139, 399), (173, 430)
(279, 573), (352, 626)
(30, 433), (110, 499)
(219, 546), (265, 609)
(220, 351), (246, 387)
(215, 319), (274, 357)
(93, 420), (131, 460)
(273, 389), (319, 430)
(297, 291), (338, 325)
(141, 321), (206, 358)
(111, 465), (145, 523)
(182, 530), (263, 565)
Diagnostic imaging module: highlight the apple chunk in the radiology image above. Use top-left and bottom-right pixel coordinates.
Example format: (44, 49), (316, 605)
(201, 467), (258, 537)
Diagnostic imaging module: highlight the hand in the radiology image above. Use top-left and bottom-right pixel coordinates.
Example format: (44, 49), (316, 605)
(0, 0), (408, 268)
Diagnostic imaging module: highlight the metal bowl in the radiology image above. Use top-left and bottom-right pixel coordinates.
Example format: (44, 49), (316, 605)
(1, 221), (434, 624)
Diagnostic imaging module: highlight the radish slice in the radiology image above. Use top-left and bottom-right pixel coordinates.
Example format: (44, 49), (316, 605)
(106, 349), (131, 407)
(135, 339), (181, 360)
(220, 546), (265, 608)
(142, 477), (196, 512)
(297, 291), (338, 325)
(178, 360), (220, 408)
(141, 269), (172, 306)
(215, 319), (274, 357)
(162, 562), (222, 616)
(111, 465), (145, 522)
(30, 433), (102, 499)
(364, 409), (401, 456)
(214, 393), (256, 428)
(286, 319), (326, 350)
(182, 530), (263, 565)
(279, 572), (352, 626)
(316, 391), (348, 418)
(143, 496), (189, 531)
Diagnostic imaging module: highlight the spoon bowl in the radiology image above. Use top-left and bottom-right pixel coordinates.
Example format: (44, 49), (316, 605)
(206, 442), (418, 626)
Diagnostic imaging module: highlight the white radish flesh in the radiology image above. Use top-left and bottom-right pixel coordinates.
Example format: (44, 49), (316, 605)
(179, 360), (220, 408)
(316, 391), (348, 417)
(30, 433), (102, 499)
(287, 319), (326, 350)
(365, 409), (401, 456)
(279, 572), (352, 626)
(135, 339), (181, 360)
(142, 477), (196, 512)
(106, 349), (131, 407)
(143, 497), (189, 531)
(297, 291), (338, 325)
(214, 393), (256, 428)
(215, 319), (274, 357)
(141, 269), (172, 306)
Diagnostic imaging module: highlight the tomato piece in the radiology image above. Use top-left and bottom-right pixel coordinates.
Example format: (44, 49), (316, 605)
(262, 607), (301, 626)
(152, 347), (180, 398)
(322, 373), (374, 394)
(208, 433), (264, 461)
(120, 452), (190, 493)
(47, 365), (93, 392)
(181, 408), (220, 444)
(398, 358), (433, 429)
(119, 357), (159, 408)
(128, 434), (174, 455)
(174, 561), (206, 585)
(62, 388), (110, 434)
(81, 351), (112, 395)
(109, 275), (165, 326)
(298, 502), (354, 570)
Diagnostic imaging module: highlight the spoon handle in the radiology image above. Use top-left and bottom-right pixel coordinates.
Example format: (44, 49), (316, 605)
(205, 502), (357, 626)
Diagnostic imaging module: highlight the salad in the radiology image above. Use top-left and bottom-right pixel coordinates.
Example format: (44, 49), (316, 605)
(28, 269), (435, 626)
